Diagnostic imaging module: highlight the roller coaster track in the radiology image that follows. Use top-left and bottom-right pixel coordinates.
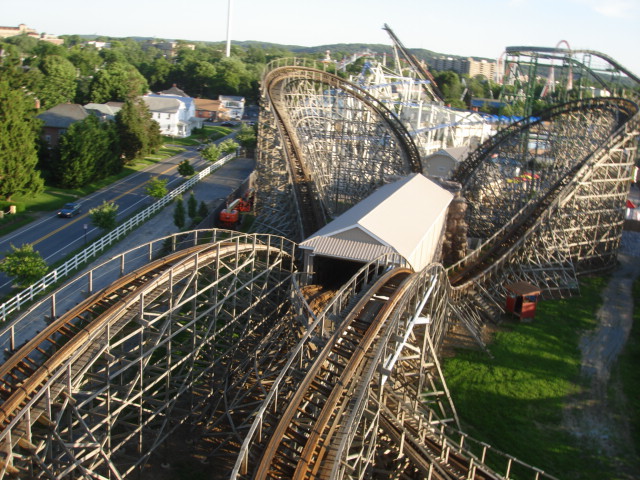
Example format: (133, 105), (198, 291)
(1, 56), (638, 479)
(256, 59), (422, 240)
(449, 97), (640, 288)
(504, 46), (640, 87)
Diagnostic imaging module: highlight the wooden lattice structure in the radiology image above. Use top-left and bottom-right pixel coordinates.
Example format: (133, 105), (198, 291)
(0, 50), (638, 479)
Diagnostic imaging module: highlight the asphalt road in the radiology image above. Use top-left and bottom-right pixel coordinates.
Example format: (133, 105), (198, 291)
(0, 140), (232, 297)
(0, 155), (257, 354)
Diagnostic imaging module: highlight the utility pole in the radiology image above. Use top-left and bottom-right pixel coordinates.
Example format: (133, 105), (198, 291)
(225, 0), (232, 58)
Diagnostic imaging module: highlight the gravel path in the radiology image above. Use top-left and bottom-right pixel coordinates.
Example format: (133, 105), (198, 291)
(562, 228), (640, 477)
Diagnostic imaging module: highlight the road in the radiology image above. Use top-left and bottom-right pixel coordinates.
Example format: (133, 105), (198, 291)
(0, 155), (256, 354)
(0, 136), (237, 297)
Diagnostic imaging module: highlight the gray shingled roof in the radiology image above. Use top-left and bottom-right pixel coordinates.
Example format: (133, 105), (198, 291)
(142, 96), (180, 114)
(37, 104), (89, 128)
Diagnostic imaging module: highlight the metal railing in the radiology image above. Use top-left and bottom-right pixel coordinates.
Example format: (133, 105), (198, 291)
(0, 153), (236, 324)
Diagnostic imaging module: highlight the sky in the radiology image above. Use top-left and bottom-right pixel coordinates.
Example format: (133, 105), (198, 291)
(5, 0), (640, 74)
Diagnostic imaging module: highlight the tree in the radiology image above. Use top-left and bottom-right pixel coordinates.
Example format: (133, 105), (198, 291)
(52, 115), (121, 188)
(116, 98), (162, 162)
(173, 197), (186, 229)
(235, 124), (257, 155)
(68, 44), (102, 76)
(0, 44), (30, 88)
(171, 59), (217, 98)
(178, 160), (195, 177)
(434, 70), (464, 107)
(140, 57), (173, 92)
(213, 57), (251, 95)
(0, 244), (48, 288)
(89, 201), (119, 231)
(0, 81), (44, 200)
(201, 143), (221, 162)
(198, 200), (209, 219)
(32, 55), (77, 108)
(145, 176), (168, 199)
(187, 192), (198, 219)
(220, 138), (239, 155)
(89, 62), (149, 103)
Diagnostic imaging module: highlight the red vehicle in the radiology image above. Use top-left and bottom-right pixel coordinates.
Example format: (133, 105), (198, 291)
(218, 190), (255, 229)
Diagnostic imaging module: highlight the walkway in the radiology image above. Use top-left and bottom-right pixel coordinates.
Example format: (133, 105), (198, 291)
(563, 228), (640, 478)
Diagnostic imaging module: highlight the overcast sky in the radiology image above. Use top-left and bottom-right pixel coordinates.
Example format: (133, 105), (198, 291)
(6, 0), (640, 74)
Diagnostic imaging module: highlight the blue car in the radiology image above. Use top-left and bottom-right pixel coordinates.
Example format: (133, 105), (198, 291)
(57, 202), (81, 218)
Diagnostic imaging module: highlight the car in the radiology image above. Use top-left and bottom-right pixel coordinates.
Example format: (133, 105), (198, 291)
(57, 202), (81, 218)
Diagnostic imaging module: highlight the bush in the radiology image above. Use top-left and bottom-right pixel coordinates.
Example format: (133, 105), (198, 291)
(89, 201), (119, 231)
(0, 243), (48, 287)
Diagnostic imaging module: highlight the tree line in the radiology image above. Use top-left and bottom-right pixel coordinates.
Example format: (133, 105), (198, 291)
(0, 35), (293, 202)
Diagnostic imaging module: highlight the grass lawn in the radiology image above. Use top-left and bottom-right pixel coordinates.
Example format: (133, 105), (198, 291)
(442, 276), (615, 479)
(165, 125), (233, 146)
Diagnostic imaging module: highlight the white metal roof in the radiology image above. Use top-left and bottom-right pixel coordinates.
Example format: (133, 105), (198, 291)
(300, 173), (453, 263)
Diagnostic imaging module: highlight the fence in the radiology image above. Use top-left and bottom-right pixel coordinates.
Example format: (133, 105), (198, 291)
(0, 153), (236, 324)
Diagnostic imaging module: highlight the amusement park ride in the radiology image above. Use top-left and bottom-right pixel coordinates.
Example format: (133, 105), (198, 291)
(0, 26), (638, 480)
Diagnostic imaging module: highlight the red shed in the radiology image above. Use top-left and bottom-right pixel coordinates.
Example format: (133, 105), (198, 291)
(505, 281), (541, 321)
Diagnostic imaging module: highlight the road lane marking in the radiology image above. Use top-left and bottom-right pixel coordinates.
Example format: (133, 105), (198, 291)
(30, 163), (179, 247)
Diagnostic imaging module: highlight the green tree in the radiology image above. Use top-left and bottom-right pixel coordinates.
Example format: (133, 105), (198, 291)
(33, 55), (77, 108)
(201, 143), (221, 162)
(3, 34), (39, 54)
(220, 138), (239, 155)
(89, 62), (148, 102)
(0, 81), (44, 200)
(434, 70), (464, 107)
(187, 192), (198, 219)
(178, 160), (195, 177)
(140, 57), (173, 92)
(68, 44), (102, 76)
(0, 44), (30, 88)
(198, 200), (209, 219)
(172, 59), (217, 98)
(213, 57), (251, 94)
(235, 124), (257, 154)
(116, 98), (161, 162)
(0, 244), (48, 288)
(52, 115), (117, 188)
(173, 197), (186, 229)
(145, 176), (168, 199)
(89, 201), (119, 231)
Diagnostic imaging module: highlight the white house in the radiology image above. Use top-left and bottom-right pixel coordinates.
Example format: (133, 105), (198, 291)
(219, 95), (245, 120)
(142, 96), (189, 137)
(143, 92), (202, 138)
(422, 146), (470, 179)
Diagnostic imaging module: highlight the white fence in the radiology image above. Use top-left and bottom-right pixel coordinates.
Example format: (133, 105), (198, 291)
(0, 153), (236, 323)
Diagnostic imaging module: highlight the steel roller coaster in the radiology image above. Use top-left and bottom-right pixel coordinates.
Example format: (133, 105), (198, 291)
(0, 46), (638, 479)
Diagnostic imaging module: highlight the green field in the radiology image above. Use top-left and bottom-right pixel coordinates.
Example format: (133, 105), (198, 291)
(443, 275), (640, 478)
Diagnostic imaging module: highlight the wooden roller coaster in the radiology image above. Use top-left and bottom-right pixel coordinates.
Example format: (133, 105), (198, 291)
(0, 49), (638, 479)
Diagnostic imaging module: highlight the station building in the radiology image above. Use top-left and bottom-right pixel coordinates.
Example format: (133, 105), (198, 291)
(299, 173), (454, 286)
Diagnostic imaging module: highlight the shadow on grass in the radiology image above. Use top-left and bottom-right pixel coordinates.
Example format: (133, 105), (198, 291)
(442, 276), (615, 479)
